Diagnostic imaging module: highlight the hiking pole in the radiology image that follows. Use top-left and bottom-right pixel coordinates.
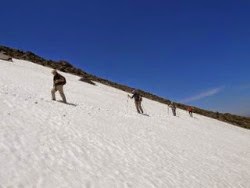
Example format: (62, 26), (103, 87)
(127, 94), (132, 113)
(126, 94), (129, 114)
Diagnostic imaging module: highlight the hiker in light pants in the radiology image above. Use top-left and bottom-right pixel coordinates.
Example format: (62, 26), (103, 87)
(128, 89), (144, 114)
(51, 69), (67, 103)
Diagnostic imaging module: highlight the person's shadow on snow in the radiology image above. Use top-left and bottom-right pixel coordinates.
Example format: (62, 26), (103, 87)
(141, 113), (150, 117)
(58, 100), (78, 107)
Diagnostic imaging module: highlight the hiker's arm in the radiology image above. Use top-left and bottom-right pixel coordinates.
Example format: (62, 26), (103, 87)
(55, 77), (65, 83)
(127, 94), (133, 99)
(54, 79), (62, 84)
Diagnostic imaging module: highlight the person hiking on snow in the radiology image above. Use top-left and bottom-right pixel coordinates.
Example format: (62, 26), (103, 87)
(51, 69), (67, 103)
(169, 102), (176, 116)
(128, 89), (144, 114)
(187, 106), (193, 117)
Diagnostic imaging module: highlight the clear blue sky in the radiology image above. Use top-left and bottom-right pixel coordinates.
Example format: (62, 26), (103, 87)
(1, 0), (249, 116)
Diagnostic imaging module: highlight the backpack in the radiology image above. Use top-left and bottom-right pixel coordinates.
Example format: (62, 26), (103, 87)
(56, 73), (66, 85)
(62, 77), (66, 85)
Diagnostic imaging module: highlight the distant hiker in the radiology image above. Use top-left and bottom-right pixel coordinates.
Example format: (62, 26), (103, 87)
(51, 69), (67, 103)
(169, 102), (176, 116)
(216, 112), (220, 119)
(128, 89), (144, 114)
(187, 106), (193, 117)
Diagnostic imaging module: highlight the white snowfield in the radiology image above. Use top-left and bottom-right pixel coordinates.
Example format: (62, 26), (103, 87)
(0, 59), (250, 188)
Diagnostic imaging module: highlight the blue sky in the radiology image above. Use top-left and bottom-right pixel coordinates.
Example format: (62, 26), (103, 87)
(1, 0), (249, 116)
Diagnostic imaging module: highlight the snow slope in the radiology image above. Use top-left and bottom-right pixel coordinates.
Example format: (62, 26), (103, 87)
(0, 59), (250, 188)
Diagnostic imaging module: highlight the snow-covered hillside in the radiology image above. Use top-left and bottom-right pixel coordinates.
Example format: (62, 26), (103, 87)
(0, 59), (250, 188)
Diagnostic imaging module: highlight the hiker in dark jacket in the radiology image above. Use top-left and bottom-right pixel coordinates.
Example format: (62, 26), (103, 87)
(128, 90), (144, 114)
(169, 102), (176, 116)
(187, 106), (193, 117)
(51, 69), (67, 103)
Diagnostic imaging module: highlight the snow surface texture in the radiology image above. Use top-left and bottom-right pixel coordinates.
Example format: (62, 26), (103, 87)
(0, 59), (250, 188)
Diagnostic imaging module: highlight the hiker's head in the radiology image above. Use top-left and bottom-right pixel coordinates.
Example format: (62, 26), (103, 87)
(52, 69), (57, 75)
(132, 89), (137, 94)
